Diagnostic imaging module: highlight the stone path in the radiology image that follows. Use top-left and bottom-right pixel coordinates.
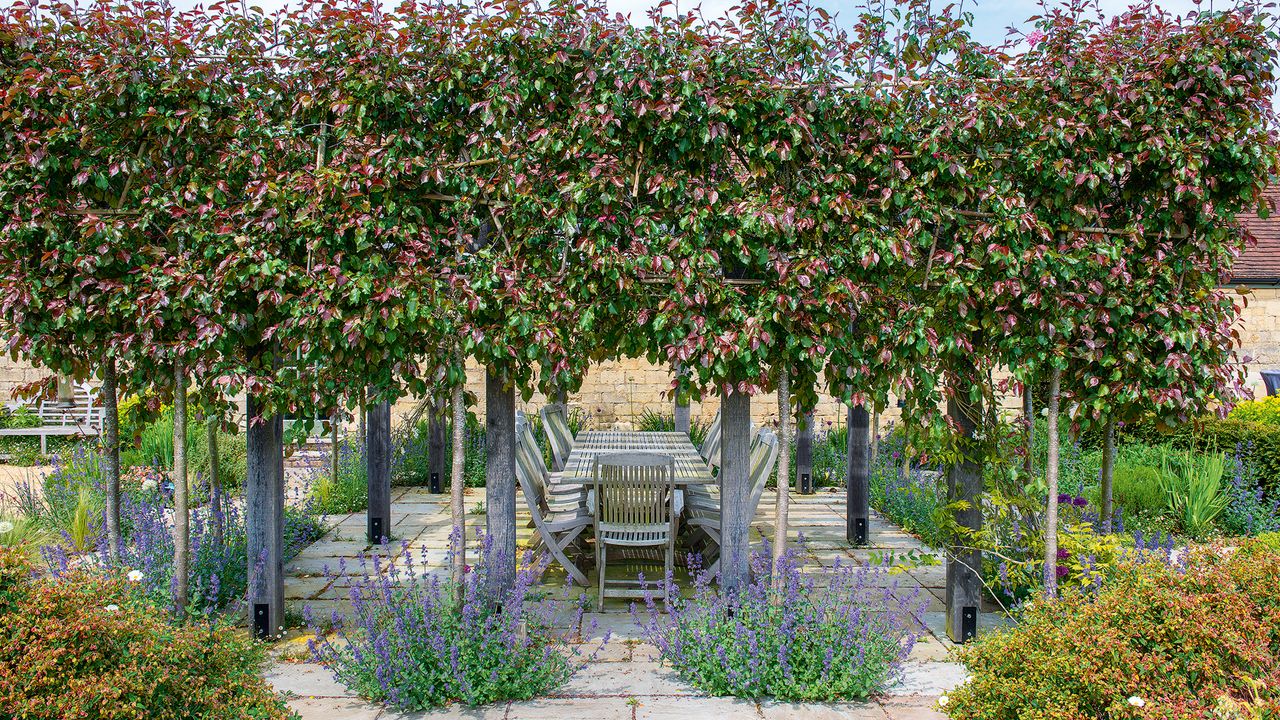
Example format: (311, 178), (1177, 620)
(269, 487), (1008, 719)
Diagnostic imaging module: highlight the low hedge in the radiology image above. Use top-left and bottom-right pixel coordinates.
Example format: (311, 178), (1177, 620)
(946, 541), (1280, 720)
(1080, 415), (1280, 492)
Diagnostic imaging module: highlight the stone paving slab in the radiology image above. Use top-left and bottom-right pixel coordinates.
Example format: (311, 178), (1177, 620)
(758, 701), (888, 719)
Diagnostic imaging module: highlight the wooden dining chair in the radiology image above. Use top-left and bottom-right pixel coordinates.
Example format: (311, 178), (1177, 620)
(699, 409), (722, 467)
(514, 416), (592, 586)
(591, 452), (677, 610)
(684, 429), (780, 578)
(539, 405), (575, 472)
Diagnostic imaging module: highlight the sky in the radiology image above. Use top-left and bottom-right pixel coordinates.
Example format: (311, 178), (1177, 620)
(162, 0), (1210, 47)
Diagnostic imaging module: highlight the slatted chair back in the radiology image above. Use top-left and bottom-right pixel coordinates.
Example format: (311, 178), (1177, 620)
(592, 452), (676, 542)
(699, 409), (722, 467)
(539, 405), (574, 471)
(747, 429), (781, 512)
(513, 414), (591, 587)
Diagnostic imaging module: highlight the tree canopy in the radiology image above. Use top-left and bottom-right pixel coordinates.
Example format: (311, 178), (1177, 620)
(0, 0), (1274, 430)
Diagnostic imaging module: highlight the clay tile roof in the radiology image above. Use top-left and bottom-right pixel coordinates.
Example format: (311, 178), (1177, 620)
(1234, 187), (1280, 284)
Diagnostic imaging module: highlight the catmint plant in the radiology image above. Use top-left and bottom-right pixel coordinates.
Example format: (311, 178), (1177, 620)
(308, 538), (588, 711)
(635, 547), (925, 701)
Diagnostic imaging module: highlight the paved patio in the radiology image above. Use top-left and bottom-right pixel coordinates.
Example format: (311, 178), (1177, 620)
(269, 486), (1007, 719)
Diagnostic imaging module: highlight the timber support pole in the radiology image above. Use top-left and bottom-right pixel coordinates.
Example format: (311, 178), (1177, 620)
(246, 394), (285, 641)
(485, 368), (517, 594)
(366, 396), (392, 544)
(945, 380), (983, 643)
(847, 403), (870, 545)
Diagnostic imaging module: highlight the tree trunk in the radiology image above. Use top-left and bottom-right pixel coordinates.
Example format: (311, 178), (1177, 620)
(485, 368), (517, 595)
(1043, 367), (1062, 596)
(207, 411), (223, 549)
(847, 403), (870, 545)
(329, 410), (339, 491)
(1100, 417), (1116, 534)
(719, 387), (752, 592)
(366, 397), (392, 544)
(172, 363), (189, 618)
(450, 382), (467, 590)
(1022, 384), (1035, 477)
(945, 373), (983, 643)
(870, 410), (880, 468)
(246, 393), (284, 639)
(770, 372), (791, 591)
(101, 360), (122, 561)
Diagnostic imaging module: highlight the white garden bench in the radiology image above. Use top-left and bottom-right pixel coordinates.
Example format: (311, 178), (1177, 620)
(0, 382), (101, 457)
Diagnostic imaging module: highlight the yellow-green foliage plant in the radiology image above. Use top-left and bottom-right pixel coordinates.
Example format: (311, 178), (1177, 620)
(1228, 396), (1280, 426)
(945, 542), (1280, 720)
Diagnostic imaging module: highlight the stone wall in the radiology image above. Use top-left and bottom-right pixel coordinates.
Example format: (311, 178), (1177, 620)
(1238, 287), (1280, 397)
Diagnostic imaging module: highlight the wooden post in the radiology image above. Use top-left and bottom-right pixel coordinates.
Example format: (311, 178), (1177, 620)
(485, 368), (517, 594)
(945, 382), (983, 643)
(366, 397), (392, 544)
(795, 409), (814, 494)
(428, 395), (446, 493)
(719, 387), (752, 592)
(246, 394), (284, 640)
(847, 403), (870, 545)
(673, 364), (691, 434)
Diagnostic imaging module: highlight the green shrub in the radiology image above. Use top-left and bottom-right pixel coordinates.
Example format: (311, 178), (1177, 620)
(635, 409), (710, 448)
(0, 406), (46, 463)
(1117, 416), (1280, 493)
(0, 551), (294, 719)
(947, 544), (1280, 720)
(1228, 396), (1280, 426)
(1108, 464), (1165, 516)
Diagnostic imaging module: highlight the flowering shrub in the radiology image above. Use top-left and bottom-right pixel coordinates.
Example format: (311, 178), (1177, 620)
(870, 431), (945, 547)
(1222, 448), (1280, 537)
(309, 542), (583, 710)
(946, 542), (1280, 720)
(0, 548), (293, 719)
(636, 550), (925, 701)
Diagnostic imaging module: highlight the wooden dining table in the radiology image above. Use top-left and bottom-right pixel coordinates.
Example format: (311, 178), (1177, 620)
(558, 431), (716, 488)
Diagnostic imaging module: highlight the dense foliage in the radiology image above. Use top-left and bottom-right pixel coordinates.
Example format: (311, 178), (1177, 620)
(0, 548), (294, 720)
(637, 551), (925, 701)
(0, 0), (1270, 419)
(308, 544), (583, 710)
(946, 542), (1280, 720)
